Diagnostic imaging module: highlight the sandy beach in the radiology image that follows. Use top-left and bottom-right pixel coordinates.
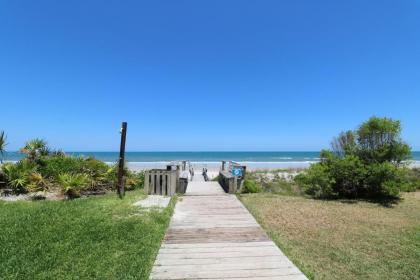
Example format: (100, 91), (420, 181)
(126, 161), (315, 172)
(127, 160), (420, 172)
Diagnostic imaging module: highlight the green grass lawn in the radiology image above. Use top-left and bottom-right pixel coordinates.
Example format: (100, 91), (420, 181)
(239, 192), (420, 280)
(0, 190), (174, 279)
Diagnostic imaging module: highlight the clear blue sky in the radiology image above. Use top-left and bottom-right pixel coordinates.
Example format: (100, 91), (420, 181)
(1, 0), (419, 151)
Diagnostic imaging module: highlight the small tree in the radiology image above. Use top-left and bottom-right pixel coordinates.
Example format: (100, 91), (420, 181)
(296, 117), (412, 199)
(20, 139), (50, 162)
(0, 131), (7, 163)
(331, 130), (357, 157)
(356, 117), (411, 165)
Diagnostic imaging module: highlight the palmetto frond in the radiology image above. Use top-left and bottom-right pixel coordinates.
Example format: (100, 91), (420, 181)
(20, 138), (49, 160)
(0, 131), (7, 163)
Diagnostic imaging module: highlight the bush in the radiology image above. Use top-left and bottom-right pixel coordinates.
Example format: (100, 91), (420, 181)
(242, 179), (262, 193)
(1, 161), (37, 193)
(38, 155), (85, 179)
(105, 163), (145, 190)
(80, 157), (109, 180)
(364, 165), (410, 199)
(405, 168), (420, 191)
(328, 154), (366, 198)
(295, 117), (413, 199)
(57, 173), (91, 198)
(27, 172), (48, 192)
(1, 138), (139, 197)
(295, 163), (336, 198)
(250, 172), (301, 195)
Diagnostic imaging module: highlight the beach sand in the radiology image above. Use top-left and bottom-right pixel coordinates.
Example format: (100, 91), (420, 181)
(126, 161), (420, 179)
(126, 161), (316, 172)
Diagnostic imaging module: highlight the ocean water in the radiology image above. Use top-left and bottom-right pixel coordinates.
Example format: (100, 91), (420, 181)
(3, 151), (420, 163)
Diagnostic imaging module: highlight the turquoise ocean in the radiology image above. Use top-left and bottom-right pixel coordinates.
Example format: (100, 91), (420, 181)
(4, 151), (420, 163)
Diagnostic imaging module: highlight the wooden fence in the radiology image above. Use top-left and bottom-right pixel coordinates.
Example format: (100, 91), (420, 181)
(218, 161), (246, 193)
(144, 161), (190, 196)
(144, 169), (178, 196)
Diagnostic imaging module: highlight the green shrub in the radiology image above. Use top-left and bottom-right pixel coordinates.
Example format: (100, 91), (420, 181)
(38, 155), (85, 179)
(1, 161), (37, 193)
(27, 172), (49, 192)
(296, 117), (413, 200)
(38, 155), (112, 191)
(80, 157), (109, 179)
(242, 179), (262, 193)
(404, 168), (420, 191)
(328, 154), (366, 198)
(57, 173), (91, 198)
(104, 163), (144, 191)
(364, 163), (411, 197)
(134, 171), (145, 189)
(295, 163), (336, 198)
(1, 138), (133, 197)
(20, 138), (49, 162)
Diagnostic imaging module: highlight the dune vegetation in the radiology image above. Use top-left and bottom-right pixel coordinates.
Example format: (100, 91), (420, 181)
(239, 117), (420, 280)
(243, 117), (420, 200)
(0, 137), (144, 200)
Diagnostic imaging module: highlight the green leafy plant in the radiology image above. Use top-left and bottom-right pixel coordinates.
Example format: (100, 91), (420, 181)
(405, 168), (420, 191)
(38, 155), (85, 178)
(295, 163), (336, 198)
(295, 117), (412, 199)
(20, 138), (49, 161)
(2, 161), (37, 193)
(57, 173), (91, 198)
(242, 179), (262, 193)
(0, 131), (7, 163)
(27, 172), (49, 192)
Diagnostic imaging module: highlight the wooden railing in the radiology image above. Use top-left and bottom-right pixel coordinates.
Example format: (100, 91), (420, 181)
(218, 161), (246, 193)
(144, 169), (178, 196)
(144, 161), (190, 196)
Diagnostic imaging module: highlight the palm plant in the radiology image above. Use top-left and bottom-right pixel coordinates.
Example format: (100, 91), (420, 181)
(0, 131), (7, 163)
(2, 161), (36, 193)
(27, 172), (48, 192)
(20, 138), (49, 161)
(57, 173), (91, 198)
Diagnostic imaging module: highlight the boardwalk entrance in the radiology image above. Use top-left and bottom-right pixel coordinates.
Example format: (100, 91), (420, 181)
(149, 179), (308, 279)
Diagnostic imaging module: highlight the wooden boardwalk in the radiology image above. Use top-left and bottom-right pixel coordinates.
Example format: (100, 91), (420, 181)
(150, 177), (308, 280)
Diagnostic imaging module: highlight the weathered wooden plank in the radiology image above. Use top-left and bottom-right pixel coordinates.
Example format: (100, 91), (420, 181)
(150, 173), (155, 194)
(156, 250), (282, 260)
(154, 255), (288, 266)
(150, 267), (302, 279)
(162, 173), (167, 196)
(144, 171), (150, 194)
(158, 245), (284, 254)
(199, 276), (308, 280)
(160, 241), (275, 249)
(164, 227), (269, 244)
(152, 261), (295, 273)
(148, 180), (308, 280)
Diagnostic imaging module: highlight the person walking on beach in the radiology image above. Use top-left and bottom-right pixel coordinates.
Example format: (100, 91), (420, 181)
(190, 167), (194, 181)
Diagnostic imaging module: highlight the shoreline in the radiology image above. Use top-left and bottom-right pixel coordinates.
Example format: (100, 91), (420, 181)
(3, 160), (420, 172)
(125, 161), (318, 171)
(126, 160), (420, 172)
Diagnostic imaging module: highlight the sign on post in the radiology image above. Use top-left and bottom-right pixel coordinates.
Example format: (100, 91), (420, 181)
(232, 167), (243, 177)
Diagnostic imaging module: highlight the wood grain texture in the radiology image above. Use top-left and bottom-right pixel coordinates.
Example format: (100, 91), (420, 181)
(149, 178), (308, 279)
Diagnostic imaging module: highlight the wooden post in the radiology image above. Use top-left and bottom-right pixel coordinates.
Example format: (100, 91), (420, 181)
(117, 122), (127, 198)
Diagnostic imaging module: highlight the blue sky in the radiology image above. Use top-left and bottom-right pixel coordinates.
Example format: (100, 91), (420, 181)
(1, 0), (419, 151)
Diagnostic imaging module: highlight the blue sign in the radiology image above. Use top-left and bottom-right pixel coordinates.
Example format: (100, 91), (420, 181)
(232, 167), (242, 177)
